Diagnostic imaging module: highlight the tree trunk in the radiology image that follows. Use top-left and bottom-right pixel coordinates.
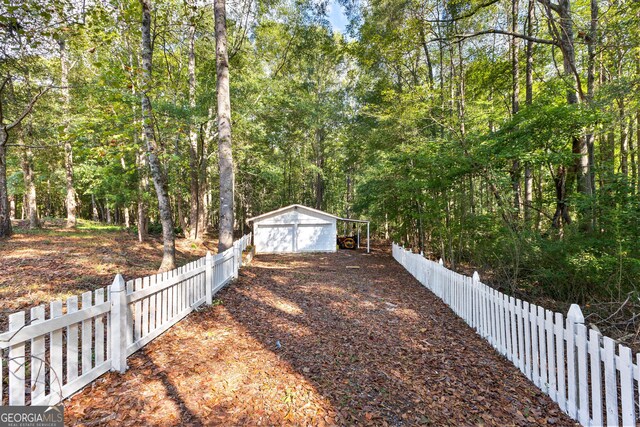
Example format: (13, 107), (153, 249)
(106, 203), (112, 224)
(59, 38), (77, 228)
(140, 0), (176, 271)
(137, 150), (149, 241)
(21, 145), (38, 228)
(585, 0), (598, 198)
(0, 130), (11, 237)
(620, 103), (629, 179)
(524, 0), (534, 224)
(187, 6), (204, 241)
(510, 0), (522, 217)
(215, 0), (235, 252)
(91, 194), (99, 221)
(557, 0), (592, 200)
(552, 165), (571, 232)
(637, 112), (640, 195)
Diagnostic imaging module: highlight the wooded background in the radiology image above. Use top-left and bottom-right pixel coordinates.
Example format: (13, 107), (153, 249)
(1, 0), (639, 319)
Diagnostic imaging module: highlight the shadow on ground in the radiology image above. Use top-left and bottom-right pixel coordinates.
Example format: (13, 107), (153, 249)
(64, 247), (575, 426)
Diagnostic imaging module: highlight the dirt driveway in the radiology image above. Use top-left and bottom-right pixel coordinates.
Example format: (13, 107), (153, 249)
(65, 248), (575, 426)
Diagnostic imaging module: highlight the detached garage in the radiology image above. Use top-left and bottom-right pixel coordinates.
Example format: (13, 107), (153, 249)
(248, 205), (338, 254)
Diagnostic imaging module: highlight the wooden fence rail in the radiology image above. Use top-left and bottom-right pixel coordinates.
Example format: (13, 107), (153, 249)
(0, 233), (252, 407)
(393, 243), (639, 427)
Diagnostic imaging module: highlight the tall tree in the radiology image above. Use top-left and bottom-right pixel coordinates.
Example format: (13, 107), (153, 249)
(139, 0), (176, 271)
(215, 0), (234, 251)
(58, 37), (78, 228)
(0, 79), (48, 237)
(187, 2), (206, 241)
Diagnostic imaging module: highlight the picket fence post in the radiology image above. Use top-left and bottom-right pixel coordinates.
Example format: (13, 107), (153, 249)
(566, 303), (584, 418)
(110, 274), (128, 373)
(205, 251), (213, 305)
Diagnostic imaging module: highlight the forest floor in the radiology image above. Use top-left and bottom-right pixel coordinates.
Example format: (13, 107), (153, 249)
(0, 219), (211, 330)
(65, 248), (575, 426)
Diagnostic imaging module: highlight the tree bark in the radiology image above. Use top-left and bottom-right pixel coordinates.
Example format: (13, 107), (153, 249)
(187, 4), (204, 241)
(510, 0), (522, 217)
(620, 102), (629, 179)
(140, 0), (176, 271)
(215, 0), (235, 252)
(58, 38), (78, 228)
(524, 0), (534, 224)
(21, 144), (38, 228)
(0, 131), (10, 237)
(91, 193), (99, 221)
(137, 149), (149, 240)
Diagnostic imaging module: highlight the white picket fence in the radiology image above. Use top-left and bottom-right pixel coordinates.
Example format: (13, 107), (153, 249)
(393, 243), (640, 427)
(0, 233), (252, 407)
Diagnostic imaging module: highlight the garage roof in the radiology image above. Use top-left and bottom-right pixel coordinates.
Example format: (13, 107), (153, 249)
(246, 204), (341, 223)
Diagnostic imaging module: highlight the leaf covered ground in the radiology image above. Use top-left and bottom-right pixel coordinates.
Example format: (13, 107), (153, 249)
(65, 248), (575, 426)
(0, 220), (209, 330)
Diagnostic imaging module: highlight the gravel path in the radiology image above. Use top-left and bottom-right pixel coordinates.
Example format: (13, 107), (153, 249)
(66, 248), (576, 426)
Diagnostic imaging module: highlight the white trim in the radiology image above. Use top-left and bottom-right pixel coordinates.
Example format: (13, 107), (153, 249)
(247, 204), (341, 222)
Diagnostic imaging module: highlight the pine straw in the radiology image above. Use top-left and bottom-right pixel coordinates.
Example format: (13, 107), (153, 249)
(65, 249), (576, 426)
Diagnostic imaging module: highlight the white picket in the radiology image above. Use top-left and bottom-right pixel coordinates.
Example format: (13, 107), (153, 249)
(619, 345), (635, 426)
(66, 296), (79, 382)
(588, 329), (603, 426)
(516, 299), (525, 372)
(8, 311), (25, 405)
(538, 306), (548, 394)
(509, 296), (518, 365)
(142, 276), (150, 336)
(30, 306), (45, 403)
(554, 312), (566, 412)
(576, 323), (589, 425)
(523, 301), (532, 380)
(545, 310), (556, 401)
(95, 289), (105, 365)
(566, 315), (578, 419)
(603, 336), (618, 426)
(50, 300), (64, 403)
(149, 275), (156, 333)
(81, 292), (93, 375)
(531, 304), (540, 387)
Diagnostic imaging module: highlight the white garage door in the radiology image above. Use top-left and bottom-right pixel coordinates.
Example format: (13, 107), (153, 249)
(256, 225), (294, 253)
(297, 224), (334, 252)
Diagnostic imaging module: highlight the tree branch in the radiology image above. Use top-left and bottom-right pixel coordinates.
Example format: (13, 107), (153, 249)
(425, 0), (502, 23)
(430, 29), (558, 46)
(6, 87), (50, 131)
(536, 0), (561, 14)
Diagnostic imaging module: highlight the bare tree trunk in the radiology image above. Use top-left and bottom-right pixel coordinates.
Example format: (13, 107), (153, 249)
(137, 149), (149, 240)
(620, 103), (629, 179)
(637, 111), (640, 195)
(585, 0), (598, 198)
(0, 131), (11, 237)
(187, 5), (204, 241)
(59, 38), (77, 228)
(9, 195), (14, 220)
(510, 0), (522, 217)
(524, 0), (534, 224)
(140, 0), (176, 271)
(106, 202), (112, 224)
(629, 117), (636, 192)
(91, 193), (99, 221)
(21, 145), (38, 228)
(215, 0), (235, 251)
